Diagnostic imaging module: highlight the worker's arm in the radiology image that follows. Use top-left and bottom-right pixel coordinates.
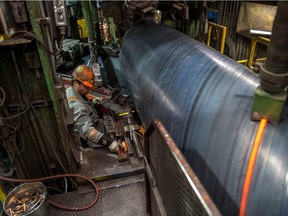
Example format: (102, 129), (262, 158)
(69, 100), (119, 153)
(69, 100), (103, 143)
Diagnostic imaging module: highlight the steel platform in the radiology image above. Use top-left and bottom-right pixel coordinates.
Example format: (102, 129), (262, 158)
(49, 175), (147, 216)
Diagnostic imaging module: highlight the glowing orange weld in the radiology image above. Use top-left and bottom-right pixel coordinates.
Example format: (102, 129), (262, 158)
(239, 118), (267, 216)
(122, 141), (127, 152)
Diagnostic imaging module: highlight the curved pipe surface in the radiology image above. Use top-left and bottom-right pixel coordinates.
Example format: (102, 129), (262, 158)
(120, 19), (288, 216)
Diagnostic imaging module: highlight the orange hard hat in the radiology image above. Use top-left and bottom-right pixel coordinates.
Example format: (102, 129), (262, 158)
(72, 65), (95, 88)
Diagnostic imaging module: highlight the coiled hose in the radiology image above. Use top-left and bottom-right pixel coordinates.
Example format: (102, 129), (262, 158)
(0, 174), (99, 211)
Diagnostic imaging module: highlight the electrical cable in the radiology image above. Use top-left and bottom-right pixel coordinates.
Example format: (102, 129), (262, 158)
(63, 177), (68, 193)
(0, 81), (27, 167)
(0, 119), (25, 156)
(10, 56), (69, 175)
(0, 133), (24, 155)
(0, 105), (31, 120)
(0, 103), (27, 174)
(0, 99), (29, 163)
(0, 174), (100, 211)
(27, 93), (70, 175)
(35, 34), (64, 56)
(1, 51), (69, 180)
(12, 31), (64, 56)
(0, 86), (6, 107)
(12, 31), (54, 55)
(7, 40), (73, 182)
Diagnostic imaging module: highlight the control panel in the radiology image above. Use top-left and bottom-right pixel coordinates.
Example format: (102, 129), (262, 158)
(53, 0), (67, 27)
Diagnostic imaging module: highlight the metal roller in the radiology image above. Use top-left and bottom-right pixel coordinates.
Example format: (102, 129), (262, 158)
(120, 19), (288, 216)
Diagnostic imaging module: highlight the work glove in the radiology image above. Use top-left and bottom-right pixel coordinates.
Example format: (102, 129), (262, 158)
(92, 95), (111, 105)
(99, 134), (119, 153)
(108, 141), (119, 153)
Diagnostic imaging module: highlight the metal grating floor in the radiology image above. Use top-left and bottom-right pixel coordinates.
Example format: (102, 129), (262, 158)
(49, 180), (147, 216)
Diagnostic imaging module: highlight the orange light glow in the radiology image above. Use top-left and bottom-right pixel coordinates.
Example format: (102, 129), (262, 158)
(122, 141), (127, 152)
(239, 118), (267, 216)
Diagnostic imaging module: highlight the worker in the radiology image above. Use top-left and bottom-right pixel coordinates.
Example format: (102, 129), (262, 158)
(66, 65), (119, 153)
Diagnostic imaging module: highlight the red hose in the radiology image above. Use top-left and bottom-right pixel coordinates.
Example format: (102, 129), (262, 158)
(0, 174), (99, 211)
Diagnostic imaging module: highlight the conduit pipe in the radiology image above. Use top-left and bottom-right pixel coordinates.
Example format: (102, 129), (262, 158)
(260, 1), (288, 93)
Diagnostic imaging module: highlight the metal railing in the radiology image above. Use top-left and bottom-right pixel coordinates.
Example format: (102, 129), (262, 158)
(237, 36), (270, 68)
(206, 22), (227, 54)
(144, 119), (221, 216)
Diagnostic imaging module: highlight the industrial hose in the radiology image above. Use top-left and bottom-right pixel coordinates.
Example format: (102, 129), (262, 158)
(261, 1), (288, 92)
(264, 2), (288, 75)
(0, 174), (99, 211)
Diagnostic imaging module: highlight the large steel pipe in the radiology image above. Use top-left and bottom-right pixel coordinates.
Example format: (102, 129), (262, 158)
(120, 19), (288, 216)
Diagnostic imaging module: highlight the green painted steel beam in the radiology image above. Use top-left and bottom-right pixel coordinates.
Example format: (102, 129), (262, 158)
(82, 0), (97, 63)
(26, 1), (71, 170)
(81, 0), (95, 42)
(90, 0), (99, 29)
